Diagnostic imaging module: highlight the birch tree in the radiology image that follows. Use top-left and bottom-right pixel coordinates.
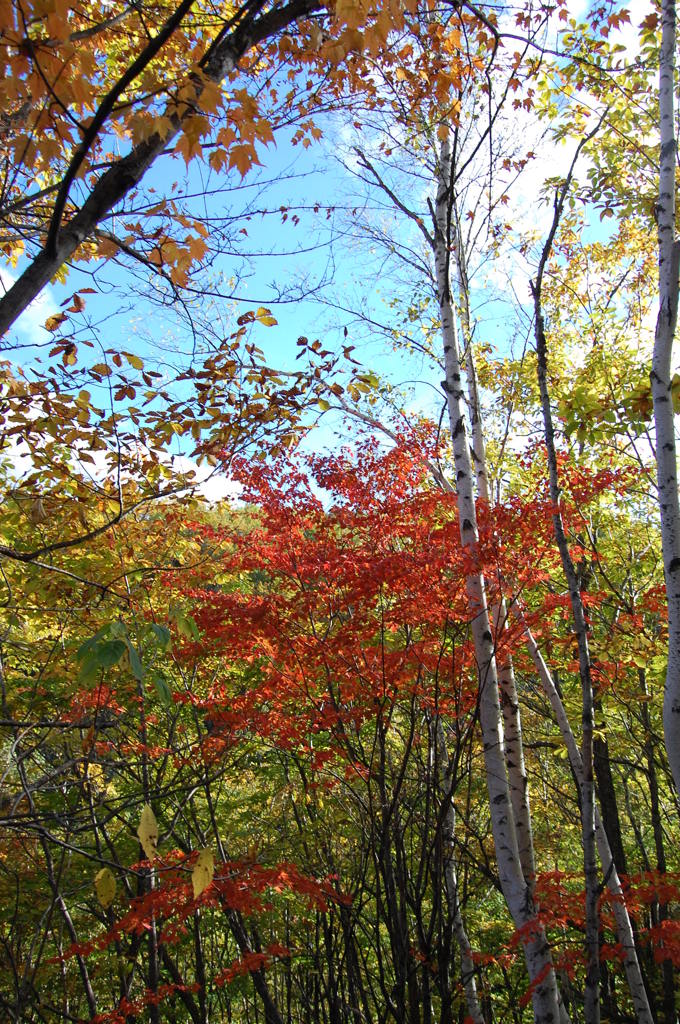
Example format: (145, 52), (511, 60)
(434, 129), (566, 1024)
(323, 14), (665, 1017)
(652, 0), (680, 806)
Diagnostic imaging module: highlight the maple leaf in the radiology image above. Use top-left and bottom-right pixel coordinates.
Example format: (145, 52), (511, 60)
(229, 143), (261, 177)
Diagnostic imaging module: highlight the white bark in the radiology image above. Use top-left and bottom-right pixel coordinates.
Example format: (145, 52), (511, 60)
(453, 230), (536, 889)
(513, 605), (655, 1024)
(652, 0), (680, 804)
(435, 134), (566, 1024)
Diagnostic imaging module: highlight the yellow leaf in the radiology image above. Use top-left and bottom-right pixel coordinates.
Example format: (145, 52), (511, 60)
(94, 868), (116, 909)
(199, 78), (223, 114)
(137, 804), (158, 861)
(44, 313), (67, 332)
(192, 848), (214, 898)
(184, 114), (210, 144)
(6, 238), (24, 266)
(187, 235), (208, 261)
(124, 352), (144, 370)
(175, 132), (203, 166)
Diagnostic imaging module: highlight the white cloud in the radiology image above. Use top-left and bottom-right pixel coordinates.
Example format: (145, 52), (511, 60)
(165, 453), (242, 503)
(2, 428), (241, 506)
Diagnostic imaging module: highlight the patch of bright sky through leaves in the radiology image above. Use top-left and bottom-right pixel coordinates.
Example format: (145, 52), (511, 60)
(2, 0), (641, 485)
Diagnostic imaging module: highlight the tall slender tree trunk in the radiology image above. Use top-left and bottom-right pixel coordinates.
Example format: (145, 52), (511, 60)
(534, 303), (600, 1024)
(458, 181), (652, 1021)
(434, 133), (566, 1024)
(531, 167), (601, 1022)
(652, 0), (680, 807)
(592, 719), (627, 874)
(454, 223), (536, 890)
(513, 606), (655, 1024)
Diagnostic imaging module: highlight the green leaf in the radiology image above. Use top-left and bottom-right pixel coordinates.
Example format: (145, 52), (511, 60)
(153, 674), (173, 705)
(175, 614), (199, 640)
(96, 641), (128, 668)
(123, 641), (144, 681)
(150, 623), (172, 650)
(77, 625), (112, 660)
(78, 640), (127, 680)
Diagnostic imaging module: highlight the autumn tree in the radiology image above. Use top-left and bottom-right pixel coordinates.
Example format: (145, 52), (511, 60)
(303, 5), (679, 1023)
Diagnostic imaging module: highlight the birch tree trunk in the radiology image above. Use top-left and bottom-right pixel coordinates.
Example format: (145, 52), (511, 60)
(434, 133), (566, 1024)
(453, 220), (536, 889)
(454, 184), (653, 1023)
(652, 0), (680, 805)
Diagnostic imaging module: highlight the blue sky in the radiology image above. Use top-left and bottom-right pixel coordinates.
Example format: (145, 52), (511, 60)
(0, 0), (647, 492)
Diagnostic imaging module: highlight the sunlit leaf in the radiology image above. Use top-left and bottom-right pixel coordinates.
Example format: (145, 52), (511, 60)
(137, 804), (159, 861)
(94, 868), (116, 909)
(192, 848), (214, 898)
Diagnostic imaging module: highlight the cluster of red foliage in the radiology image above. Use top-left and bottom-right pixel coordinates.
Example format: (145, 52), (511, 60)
(171, 442), (505, 756)
(215, 945), (292, 986)
(63, 438), (667, 1018)
(529, 869), (680, 973)
(90, 982), (202, 1024)
(63, 854), (343, 964)
(169, 440), (633, 755)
